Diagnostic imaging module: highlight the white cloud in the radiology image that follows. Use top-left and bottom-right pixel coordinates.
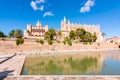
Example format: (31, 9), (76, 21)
(80, 0), (95, 13)
(30, 0), (45, 11)
(43, 12), (54, 17)
(30, 0), (55, 17)
(36, 0), (45, 3)
(30, 1), (37, 10)
(40, 5), (44, 11)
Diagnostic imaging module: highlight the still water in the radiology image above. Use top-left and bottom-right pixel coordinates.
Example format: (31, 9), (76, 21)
(21, 50), (120, 75)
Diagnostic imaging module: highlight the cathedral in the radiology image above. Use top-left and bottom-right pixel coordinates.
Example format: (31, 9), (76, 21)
(60, 17), (103, 42)
(24, 17), (103, 42)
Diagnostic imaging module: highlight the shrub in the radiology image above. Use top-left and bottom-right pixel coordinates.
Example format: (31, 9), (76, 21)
(39, 40), (44, 44)
(88, 42), (92, 45)
(36, 39), (39, 43)
(1, 38), (6, 41)
(16, 39), (20, 45)
(47, 39), (53, 45)
(36, 39), (44, 45)
(75, 41), (78, 44)
(57, 41), (60, 43)
(65, 37), (69, 41)
(67, 39), (72, 46)
(83, 42), (88, 45)
(98, 43), (100, 46)
(19, 38), (24, 44)
(63, 40), (66, 45)
(16, 38), (24, 46)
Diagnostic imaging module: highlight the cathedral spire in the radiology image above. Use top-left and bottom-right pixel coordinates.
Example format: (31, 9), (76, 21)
(63, 16), (66, 23)
(68, 19), (70, 25)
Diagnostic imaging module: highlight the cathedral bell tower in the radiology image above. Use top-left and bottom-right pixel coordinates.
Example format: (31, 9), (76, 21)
(61, 16), (67, 30)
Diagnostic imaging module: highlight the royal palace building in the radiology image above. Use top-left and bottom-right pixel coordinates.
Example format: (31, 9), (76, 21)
(24, 21), (48, 39)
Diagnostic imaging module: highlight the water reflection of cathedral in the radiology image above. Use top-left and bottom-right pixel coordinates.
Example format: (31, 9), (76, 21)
(71, 52), (105, 73)
(87, 52), (104, 73)
(91, 51), (120, 73)
(23, 51), (120, 75)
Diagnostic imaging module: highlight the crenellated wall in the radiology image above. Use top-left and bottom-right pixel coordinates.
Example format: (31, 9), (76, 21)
(61, 17), (103, 42)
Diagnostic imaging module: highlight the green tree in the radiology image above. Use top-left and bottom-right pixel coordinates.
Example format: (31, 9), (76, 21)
(76, 28), (87, 42)
(44, 28), (56, 40)
(76, 28), (86, 38)
(44, 31), (49, 40)
(47, 39), (53, 45)
(14, 29), (23, 38)
(69, 30), (76, 40)
(0, 31), (7, 37)
(49, 28), (56, 40)
(75, 28), (97, 42)
(82, 32), (92, 42)
(67, 39), (72, 46)
(0, 31), (4, 37)
(92, 33), (97, 42)
(57, 31), (62, 40)
(9, 30), (15, 38)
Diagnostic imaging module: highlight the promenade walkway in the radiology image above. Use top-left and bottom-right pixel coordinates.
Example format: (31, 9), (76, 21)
(0, 54), (25, 79)
(0, 54), (16, 64)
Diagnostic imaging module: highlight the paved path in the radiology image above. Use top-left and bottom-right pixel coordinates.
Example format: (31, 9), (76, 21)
(4, 75), (120, 80)
(0, 54), (16, 64)
(0, 55), (25, 77)
(0, 54), (14, 62)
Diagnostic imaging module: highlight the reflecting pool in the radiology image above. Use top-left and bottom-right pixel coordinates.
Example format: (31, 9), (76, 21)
(21, 50), (120, 75)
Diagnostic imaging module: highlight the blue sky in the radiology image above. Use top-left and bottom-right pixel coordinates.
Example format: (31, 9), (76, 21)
(0, 0), (120, 38)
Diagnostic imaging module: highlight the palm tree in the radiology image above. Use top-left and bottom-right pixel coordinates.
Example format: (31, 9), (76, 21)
(44, 31), (49, 40)
(9, 30), (15, 38)
(44, 28), (56, 40)
(101, 32), (106, 42)
(57, 31), (62, 40)
(49, 28), (56, 40)
(101, 32), (106, 38)
(14, 29), (23, 38)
